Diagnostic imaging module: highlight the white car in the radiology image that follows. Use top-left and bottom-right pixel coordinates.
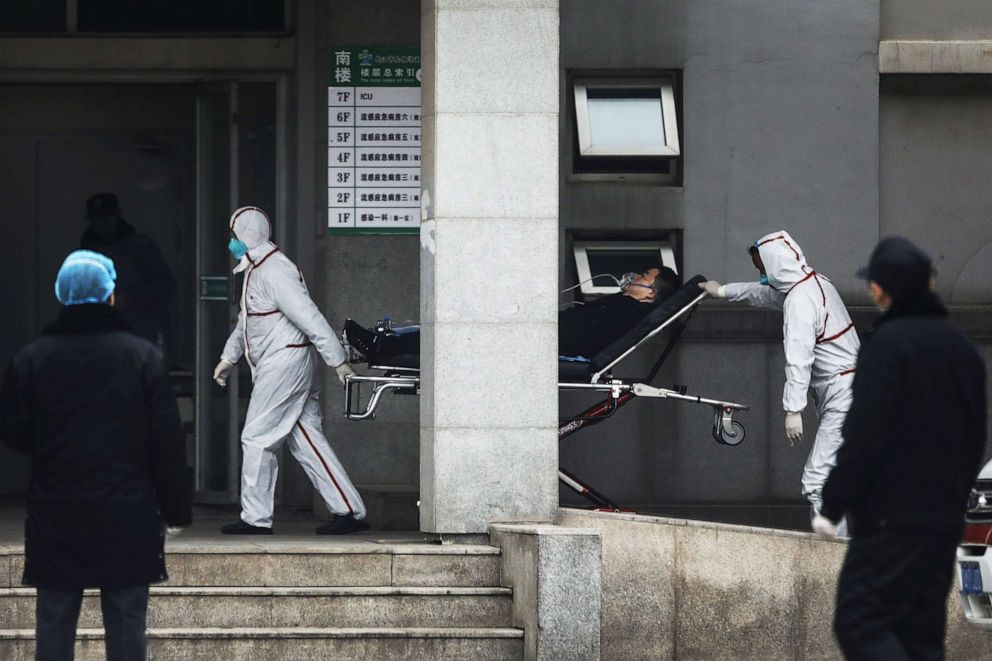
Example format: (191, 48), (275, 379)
(957, 459), (992, 629)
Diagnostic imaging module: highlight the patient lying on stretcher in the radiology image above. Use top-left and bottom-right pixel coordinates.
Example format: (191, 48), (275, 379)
(345, 267), (681, 367)
(558, 267), (681, 359)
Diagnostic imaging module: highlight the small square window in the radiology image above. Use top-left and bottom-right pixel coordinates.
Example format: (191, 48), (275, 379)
(574, 78), (680, 157)
(573, 240), (678, 297)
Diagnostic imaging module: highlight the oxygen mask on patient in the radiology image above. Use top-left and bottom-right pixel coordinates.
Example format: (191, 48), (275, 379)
(619, 272), (658, 302)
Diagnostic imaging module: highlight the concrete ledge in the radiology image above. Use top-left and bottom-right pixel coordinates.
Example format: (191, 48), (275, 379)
(0, 37), (294, 73)
(559, 507), (989, 660)
(880, 40), (992, 74)
(490, 523), (601, 660)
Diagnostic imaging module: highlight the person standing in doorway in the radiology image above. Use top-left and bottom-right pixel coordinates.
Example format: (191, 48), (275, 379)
(816, 237), (986, 661)
(214, 206), (368, 535)
(699, 230), (860, 533)
(0, 250), (192, 661)
(81, 192), (177, 349)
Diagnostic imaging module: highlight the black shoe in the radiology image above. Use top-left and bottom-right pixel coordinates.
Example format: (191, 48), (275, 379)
(221, 520), (273, 535)
(316, 515), (370, 535)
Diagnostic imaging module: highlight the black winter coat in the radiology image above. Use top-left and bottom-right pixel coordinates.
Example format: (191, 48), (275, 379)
(559, 293), (657, 359)
(0, 304), (192, 589)
(821, 294), (987, 535)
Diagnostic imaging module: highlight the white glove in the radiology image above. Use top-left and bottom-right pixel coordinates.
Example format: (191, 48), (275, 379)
(213, 359), (235, 387)
(165, 526), (185, 538)
(698, 281), (726, 298)
(785, 411), (804, 446)
(812, 514), (838, 539)
(334, 362), (356, 385)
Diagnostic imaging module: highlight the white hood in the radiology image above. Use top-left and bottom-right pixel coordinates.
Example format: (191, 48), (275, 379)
(230, 206), (272, 250)
(755, 230), (812, 291)
(978, 459), (992, 481)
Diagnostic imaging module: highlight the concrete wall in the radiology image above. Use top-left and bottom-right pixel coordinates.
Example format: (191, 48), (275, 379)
(880, 75), (992, 305)
(559, 508), (992, 661)
(557, 0), (881, 522)
(315, 1), (423, 508)
(560, 0), (880, 299)
(881, 0), (992, 40)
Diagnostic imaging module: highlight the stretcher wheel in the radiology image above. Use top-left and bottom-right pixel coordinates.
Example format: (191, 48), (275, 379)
(714, 421), (746, 446)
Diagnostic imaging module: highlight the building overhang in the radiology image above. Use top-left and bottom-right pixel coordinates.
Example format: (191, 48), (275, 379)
(880, 40), (992, 74)
(0, 37), (295, 75)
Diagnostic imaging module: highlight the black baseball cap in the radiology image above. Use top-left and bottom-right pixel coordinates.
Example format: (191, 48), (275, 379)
(85, 193), (121, 221)
(857, 237), (932, 300)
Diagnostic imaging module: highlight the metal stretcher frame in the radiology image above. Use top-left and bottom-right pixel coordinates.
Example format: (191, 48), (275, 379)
(341, 282), (750, 511)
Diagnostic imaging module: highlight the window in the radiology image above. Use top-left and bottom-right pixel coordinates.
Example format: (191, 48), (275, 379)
(0, 0), (286, 33)
(78, 0), (285, 32)
(0, 0), (66, 32)
(573, 240), (678, 297)
(574, 78), (680, 157)
(571, 76), (681, 182)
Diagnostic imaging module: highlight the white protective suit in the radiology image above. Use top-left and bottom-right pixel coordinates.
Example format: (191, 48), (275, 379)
(221, 207), (366, 527)
(723, 231), (860, 521)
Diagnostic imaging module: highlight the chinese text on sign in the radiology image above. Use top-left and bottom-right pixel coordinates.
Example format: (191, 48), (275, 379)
(328, 46), (422, 235)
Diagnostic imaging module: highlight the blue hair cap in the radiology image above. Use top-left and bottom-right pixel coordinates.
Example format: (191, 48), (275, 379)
(54, 250), (117, 306)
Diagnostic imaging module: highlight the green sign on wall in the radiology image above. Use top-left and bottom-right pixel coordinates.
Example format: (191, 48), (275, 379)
(328, 46), (422, 236)
(330, 46), (422, 87)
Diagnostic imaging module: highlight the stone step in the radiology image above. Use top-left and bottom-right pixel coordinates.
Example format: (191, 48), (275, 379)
(0, 627), (524, 661)
(0, 543), (502, 588)
(1, 586), (513, 629)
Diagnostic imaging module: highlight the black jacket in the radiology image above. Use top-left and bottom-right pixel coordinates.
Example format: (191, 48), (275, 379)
(559, 294), (657, 358)
(821, 294), (987, 534)
(0, 304), (192, 589)
(82, 218), (177, 344)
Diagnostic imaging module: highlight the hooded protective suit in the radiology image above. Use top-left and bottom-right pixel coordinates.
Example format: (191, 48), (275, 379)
(220, 207), (366, 527)
(723, 231), (860, 522)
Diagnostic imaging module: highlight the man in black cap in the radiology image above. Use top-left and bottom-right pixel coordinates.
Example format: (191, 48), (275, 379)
(81, 193), (177, 348)
(816, 237), (986, 660)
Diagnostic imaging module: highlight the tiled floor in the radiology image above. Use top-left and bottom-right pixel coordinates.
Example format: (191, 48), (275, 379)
(0, 502), (435, 551)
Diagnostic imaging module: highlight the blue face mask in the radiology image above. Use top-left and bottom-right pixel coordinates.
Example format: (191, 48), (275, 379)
(228, 238), (249, 260)
(759, 274), (770, 286)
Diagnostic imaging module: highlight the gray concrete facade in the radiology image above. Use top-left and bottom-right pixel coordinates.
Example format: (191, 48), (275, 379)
(418, 0), (561, 533)
(556, 0), (992, 522)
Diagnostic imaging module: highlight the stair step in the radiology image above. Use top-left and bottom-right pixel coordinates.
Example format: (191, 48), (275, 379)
(0, 627), (524, 661)
(0, 544), (502, 588)
(1, 586), (513, 629)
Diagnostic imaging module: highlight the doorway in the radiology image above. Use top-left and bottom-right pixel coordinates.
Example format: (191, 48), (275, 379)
(0, 82), (278, 505)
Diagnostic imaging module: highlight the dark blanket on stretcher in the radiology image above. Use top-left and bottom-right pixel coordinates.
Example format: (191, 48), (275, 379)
(345, 274), (707, 378)
(558, 293), (660, 359)
(587, 274), (707, 372)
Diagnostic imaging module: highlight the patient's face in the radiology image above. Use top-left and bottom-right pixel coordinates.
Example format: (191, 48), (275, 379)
(625, 268), (661, 303)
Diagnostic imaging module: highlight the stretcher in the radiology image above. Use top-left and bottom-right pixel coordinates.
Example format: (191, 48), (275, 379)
(340, 274), (749, 511)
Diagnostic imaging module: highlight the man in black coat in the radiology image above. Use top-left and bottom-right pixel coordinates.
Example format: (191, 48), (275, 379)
(817, 237), (987, 661)
(0, 250), (192, 661)
(81, 192), (177, 348)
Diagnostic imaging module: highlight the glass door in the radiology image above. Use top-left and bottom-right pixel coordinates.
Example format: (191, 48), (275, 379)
(195, 82), (241, 503)
(194, 80), (279, 504)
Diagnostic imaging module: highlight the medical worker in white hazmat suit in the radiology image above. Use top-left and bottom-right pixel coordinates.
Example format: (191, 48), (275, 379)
(214, 206), (368, 535)
(699, 231), (859, 534)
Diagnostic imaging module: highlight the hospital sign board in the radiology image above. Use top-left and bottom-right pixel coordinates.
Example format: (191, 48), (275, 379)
(328, 46), (422, 235)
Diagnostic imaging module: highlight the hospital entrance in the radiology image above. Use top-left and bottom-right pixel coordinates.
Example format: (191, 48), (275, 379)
(0, 81), (293, 511)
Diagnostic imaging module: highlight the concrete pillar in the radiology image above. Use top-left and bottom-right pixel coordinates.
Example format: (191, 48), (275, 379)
(419, 0), (560, 533)
(490, 523), (602, 660)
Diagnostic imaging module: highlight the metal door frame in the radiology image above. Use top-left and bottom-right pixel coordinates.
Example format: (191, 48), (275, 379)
(0, 72), (290, 504)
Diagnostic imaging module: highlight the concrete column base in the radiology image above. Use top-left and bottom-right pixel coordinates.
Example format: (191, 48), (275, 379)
(490, 523), (602, 661)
